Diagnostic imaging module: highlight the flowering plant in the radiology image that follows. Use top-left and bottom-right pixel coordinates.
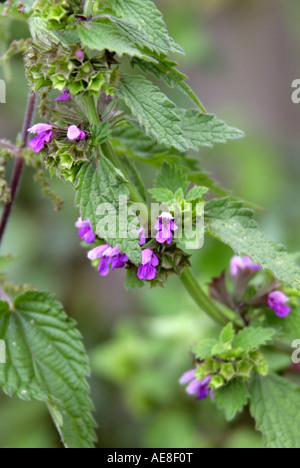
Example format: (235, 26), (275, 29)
(0, 0), (300, 449)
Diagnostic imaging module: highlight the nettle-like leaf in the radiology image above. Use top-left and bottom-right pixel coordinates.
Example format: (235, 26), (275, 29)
(131, 57), (205, 110)
(233, 327), (276, 352)
(118, 75), (187, 152)
(206, 198), (300, 290)
(178, 109), (245, 150)
(109, 0), (182, 55)
(0, 292), (96, 448)
(214, 379), (250, 421)
(155, 163), (189, 195)
(78, 20), (153, 60)
(76, 157), (142, 265)
(250, 373), (300, 448)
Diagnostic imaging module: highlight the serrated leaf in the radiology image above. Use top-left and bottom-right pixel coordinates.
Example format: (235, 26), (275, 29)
(156, 163), (189, 195)
(220, 323), (235, 344)
(131, 57), (205, 111)
(76, 157), (142, 265)
(250, 373), (300, 448)
(118, 75), (187, 151)
(148, 188), (174, 203)
(179, 109), (245, 150)
(215, 379), (249, 421)
(193, 339), (218, 360)
(109, 0), (182, 55)
(206, 198), (300, 290)
(0, 292), (96, 448)
(78, 20), (153, 61)
(233, 327), (275, 352)
(185, 186), (208, 202)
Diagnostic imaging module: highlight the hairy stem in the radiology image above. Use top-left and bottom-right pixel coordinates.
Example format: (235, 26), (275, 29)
(83, 0), (94, 17)
(0, 92), (36, 245)
(0, 140), (20, 153)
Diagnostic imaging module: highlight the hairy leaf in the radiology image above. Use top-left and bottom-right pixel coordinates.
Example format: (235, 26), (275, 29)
(206, 198), (300, 289)
(0, 292), (96, 448)
(118, 75), (187, 151)
(233, 327), (276, 352)
(76, 157), (142, 265)
(155, 163), (189, 195)
(250, 373), (300, 448)
(215, 379), (250, 421)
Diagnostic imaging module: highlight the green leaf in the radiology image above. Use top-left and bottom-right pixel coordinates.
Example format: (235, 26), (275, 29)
(250, 373), (300, 448)
(76, 157), (142, 265)
(0, 255), (18, 272)
(155, 163), (189, 195)
(233, 327), (276, 352)
(220, 323), (235, 344)
(118, 75), (187, 152)
(206, 198), (300, 290)
(193, 339), (218, 360)
(215, 379), (249, 421)
(131, 57), (206, 111)
(148, 188), (174, 203)
(0, 292), (96, 448)
(179, 109), (245, 150)
(124, 269), (144, 290)
(185, 186), (208, 202)
(109, 0), (182, 55)
(78, 20), (153, 60)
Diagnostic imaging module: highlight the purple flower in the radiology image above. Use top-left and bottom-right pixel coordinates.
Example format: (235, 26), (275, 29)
(54, 89), (70, 102)
(75, 217), (96, 244)
(28, 123), (53, 153)
(230, 256), (260, 276)
(137, 249), (159, 281)
(88, 244), (128, 277)
(155, 212), (178, 245)
(179, 369), (212, 400)
(137, 226), (146, 246)
(268, 291), (291, 318)
(76, 49), (84, 60)
(67, 125), (86, 141)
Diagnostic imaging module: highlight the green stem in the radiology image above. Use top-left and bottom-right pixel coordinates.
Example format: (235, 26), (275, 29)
(83, 0), (94, 17)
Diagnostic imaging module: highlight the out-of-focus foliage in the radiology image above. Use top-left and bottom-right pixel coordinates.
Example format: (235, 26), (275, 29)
(1, 0), (300, 448)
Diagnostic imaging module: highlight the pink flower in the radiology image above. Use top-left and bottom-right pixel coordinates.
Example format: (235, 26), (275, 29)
(155, 212), (178, 245)
(268, 291), (291, 318)
(137, 249), (159, 281)
(67, 125), (86, 141)
(28, 123), (53, 153)
(88, 244), (128, 277)
(54, 89), (70, 102)
(75, 217), (96, 244)
(230, 256), (260, 276)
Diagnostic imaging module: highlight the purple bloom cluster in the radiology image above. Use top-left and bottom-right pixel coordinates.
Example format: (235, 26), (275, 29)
(54, 89), (70, 102)
(28, 124), (53, 153)
(179, 369), (212, 400)
(88, 244), (128, 277)
(137, 249), (159, 281)
(155, 212), (178, 245)
(76, 217), (96, 244)
(268, 291), (291, 318)
(230, 256), (260, 276)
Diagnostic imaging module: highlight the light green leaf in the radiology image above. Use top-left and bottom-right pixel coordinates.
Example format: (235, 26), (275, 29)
(78, 20), (153, 60)
(0, 292), (96, 448)
(0, 255), (18, 272)
(118, 75), (187, 152)
(215, 379), (249, 421)
(185, 186), (208, 202)
(109, 0), (182, 55)
(155, 163), (189, 195)
(193, 339), (218, 360)
(220, 323), (235, 344)
(148, 188), (174, 203)
(206, 198), (300, 290)
(233, 327), (276, 352)
(76, 157), (142, 265)
(250, 373), (300, 448)
(179, 109), (245, 150)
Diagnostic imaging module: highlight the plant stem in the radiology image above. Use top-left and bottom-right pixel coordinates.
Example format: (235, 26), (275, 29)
(0, 92), (36, 246)
(0, 140), (20, 153)
(83, 0), (94, 17)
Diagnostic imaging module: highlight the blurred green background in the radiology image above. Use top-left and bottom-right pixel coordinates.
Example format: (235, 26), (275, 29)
(0, 0), (300, 448)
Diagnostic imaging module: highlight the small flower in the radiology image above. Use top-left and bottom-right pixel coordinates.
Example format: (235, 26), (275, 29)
(76, 49), (84, 60)
(268, 291), (291, 318)
(155, 212), (178, 245)
(88, 244), (128, 277)
(54, 89), (70, 102)
(137, 249), (159, 281)
(179, 369), (212, 400)
(76, 217), (96, 244)
(230, 256), (260, 276)
(67, 125), (86, 141)
(28, 123), (53, 153)
(137, 226), (146, 246)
